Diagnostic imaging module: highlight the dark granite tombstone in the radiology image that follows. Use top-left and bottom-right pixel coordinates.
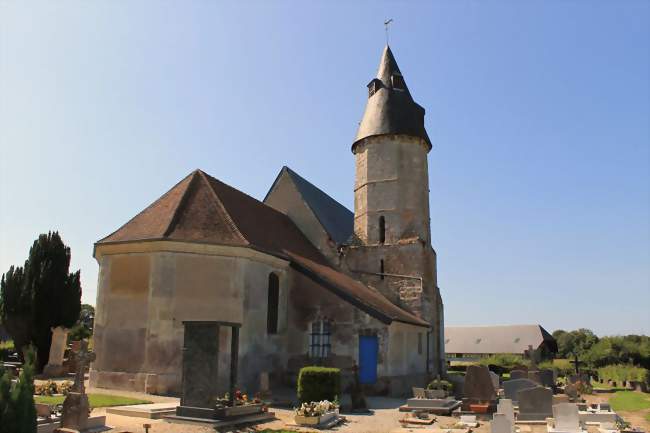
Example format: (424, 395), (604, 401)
(503, 378), (538, 403)
(176, 321), (241, 420)
(180, 322), (220, 409)
(517, 386), (553, 421)
(463, 365), (497, 401)
(511, 370), (528, 380)
(462, 365), (496, 412)
(538, 369), (555, 388)
(528, 370), (543, 385)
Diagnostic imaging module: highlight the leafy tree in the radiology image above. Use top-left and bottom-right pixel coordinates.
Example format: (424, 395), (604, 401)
(554, 328), (599, 358)
(0, 266), (31, 356)
(0, 232), (82, 371)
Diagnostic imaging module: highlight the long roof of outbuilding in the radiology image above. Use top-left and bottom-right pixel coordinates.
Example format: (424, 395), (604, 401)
(444, 324), (557, 355)
(96, 169), (427, 327)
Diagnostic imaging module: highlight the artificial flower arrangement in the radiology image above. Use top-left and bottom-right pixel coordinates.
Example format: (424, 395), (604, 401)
(294, 400), (339, 425)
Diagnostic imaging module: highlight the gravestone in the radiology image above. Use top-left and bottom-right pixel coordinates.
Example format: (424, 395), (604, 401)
(510, 370), (528, 380)
(503, 378), (537, 403)
(553, 403), (582, 433)
(538, 369), (555, 388)
(489, 371), (500, 390)
(528, 370), (543, 385)
(447, 374), (465, 398)
(564, 383), (578, 400)
(43, 327), (69, 377)
(463, 365), (497, 401)
(491, 413), (514, 433)
(553, 394), (570, 405)
(56, 340), (97, 432)
(517, 386), (553, 421)
(178, 322), (221, 414)
(497, 399), (515, 426)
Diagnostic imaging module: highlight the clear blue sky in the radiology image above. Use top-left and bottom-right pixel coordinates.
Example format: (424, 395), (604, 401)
(1, 1), (648, 336)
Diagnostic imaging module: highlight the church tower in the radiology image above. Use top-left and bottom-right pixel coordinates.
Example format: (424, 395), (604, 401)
(344, 45), (445, 374)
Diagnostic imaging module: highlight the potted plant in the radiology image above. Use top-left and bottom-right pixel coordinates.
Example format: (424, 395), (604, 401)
(294, 400), (339, 426)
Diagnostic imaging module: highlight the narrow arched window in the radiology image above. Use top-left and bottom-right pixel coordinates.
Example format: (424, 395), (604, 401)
(380, 259), (385, 280)
(267, 273), (279, 334)
(379, 216), (386, 244)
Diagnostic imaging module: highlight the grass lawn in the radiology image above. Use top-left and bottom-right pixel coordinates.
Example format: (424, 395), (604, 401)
(609, 391), (650, 412)
(34, 394), (151, 408)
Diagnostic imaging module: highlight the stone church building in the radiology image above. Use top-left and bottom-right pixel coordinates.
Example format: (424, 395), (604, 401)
(90, 46), (445, 397)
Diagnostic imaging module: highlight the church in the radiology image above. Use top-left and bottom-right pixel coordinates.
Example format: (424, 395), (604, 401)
(90, 45), (445, 397)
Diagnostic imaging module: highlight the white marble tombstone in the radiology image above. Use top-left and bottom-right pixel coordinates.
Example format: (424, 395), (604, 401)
(43, 326), (69, 377)
(491, 413), (514, 433)
(497, 398), (515, 426)
(553, 403), (583, 433)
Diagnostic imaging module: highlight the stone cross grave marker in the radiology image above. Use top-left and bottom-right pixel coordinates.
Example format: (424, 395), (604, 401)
(71, 340), (95, 394)
(518, 386), (553, 421)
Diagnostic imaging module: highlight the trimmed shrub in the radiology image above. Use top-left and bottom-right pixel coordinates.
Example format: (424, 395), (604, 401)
(297, 366), (341, 403)
(597, 364), (649, 385)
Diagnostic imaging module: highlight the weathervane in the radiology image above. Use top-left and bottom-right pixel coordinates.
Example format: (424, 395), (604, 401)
(384, 19), (393, 45)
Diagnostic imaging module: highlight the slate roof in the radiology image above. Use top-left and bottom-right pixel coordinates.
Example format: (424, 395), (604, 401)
(264, 166), (354, 245)
(97, 169), (424, 327)
(353, 45), (431, 151)
(444, 325), (557, 355)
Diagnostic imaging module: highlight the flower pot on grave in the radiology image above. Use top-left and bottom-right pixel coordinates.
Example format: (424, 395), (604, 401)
(294, 411), (337, 426)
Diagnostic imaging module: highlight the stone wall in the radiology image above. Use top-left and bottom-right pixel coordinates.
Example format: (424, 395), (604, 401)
(91, 241), (290, 395)
(264, 170), (340, 262)
(353, 134), (431, 245)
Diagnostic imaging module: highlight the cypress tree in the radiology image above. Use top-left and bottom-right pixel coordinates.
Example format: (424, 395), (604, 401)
(0, 266), (32, 356)
(25, 232), (81, 371)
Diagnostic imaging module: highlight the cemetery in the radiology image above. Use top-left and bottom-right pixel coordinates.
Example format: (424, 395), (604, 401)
(0, 3), (648, 433)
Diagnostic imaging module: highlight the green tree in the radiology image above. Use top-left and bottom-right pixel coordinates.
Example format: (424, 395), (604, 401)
(0, 232), (82, 371)
(0, 266), (31, 356)
(555, 328), (599, 358)
(0, 347), (36, 433)
(26, 232), (82, 371)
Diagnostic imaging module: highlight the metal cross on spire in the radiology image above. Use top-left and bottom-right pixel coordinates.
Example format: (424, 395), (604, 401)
(384, 19), (394, 45)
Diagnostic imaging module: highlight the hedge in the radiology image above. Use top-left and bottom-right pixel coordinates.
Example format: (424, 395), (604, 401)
(597, 364), (649, 384)
(297, 366), (341, 403)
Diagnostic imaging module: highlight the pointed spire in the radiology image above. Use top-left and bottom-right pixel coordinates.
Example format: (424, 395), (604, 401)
(353, 45), (431, 152)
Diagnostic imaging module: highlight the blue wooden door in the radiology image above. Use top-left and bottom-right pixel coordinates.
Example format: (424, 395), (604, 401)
(359, 335), (378, 384)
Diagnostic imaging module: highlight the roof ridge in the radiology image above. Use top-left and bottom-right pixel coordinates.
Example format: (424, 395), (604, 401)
(163, 171), (200, 237)
(196, 170), (248, 245)
(96, 171), (196, 243)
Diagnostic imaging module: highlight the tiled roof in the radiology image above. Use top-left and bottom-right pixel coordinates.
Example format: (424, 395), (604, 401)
(288, 252), (429, 327)
(444, 325), (557, 355)
(97, 169), (326, 263)
(98, 169), (425, 327)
